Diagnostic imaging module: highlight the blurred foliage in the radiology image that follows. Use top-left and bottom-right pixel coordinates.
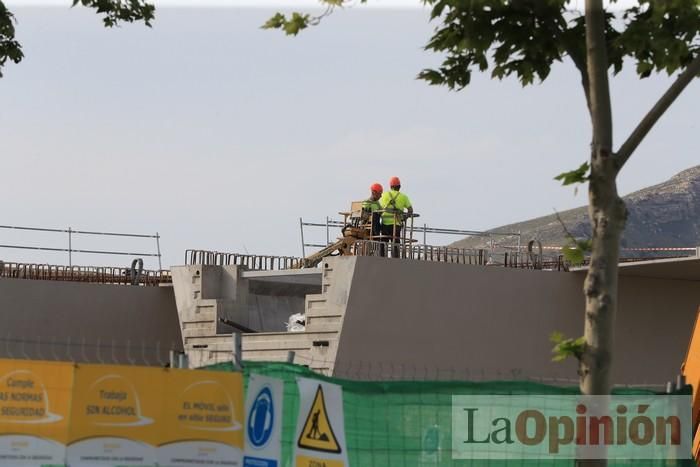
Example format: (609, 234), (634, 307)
(264, 0), (700, 90)
(0, 0), (155, 77)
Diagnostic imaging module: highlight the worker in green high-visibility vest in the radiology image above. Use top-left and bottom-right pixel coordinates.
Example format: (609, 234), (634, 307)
(362, 182), (383, 239)
(379, 176), (413, 258)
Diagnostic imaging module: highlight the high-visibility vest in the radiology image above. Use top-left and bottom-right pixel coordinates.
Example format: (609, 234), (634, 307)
(380, 190), (412, 225)
(362, 198), (381, 212)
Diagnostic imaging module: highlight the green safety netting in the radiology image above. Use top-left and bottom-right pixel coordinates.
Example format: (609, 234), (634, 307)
(205, 361), (694, 467)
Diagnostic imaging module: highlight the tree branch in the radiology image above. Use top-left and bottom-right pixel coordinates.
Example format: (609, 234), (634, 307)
(615, 53), (700, 172)
(565, 44), (592, 117)
(585, 0), (613, 152)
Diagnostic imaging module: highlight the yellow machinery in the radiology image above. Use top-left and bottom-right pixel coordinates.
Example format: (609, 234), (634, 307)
(682, 307), (700, 462)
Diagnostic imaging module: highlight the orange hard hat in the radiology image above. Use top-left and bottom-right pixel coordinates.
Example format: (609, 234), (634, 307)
(389, 176), (401, 187)
(370, 183), (383, 193)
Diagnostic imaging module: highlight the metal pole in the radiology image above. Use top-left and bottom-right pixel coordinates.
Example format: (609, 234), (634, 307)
(326, 216), (330, 246)
(423, 223), (427, 252)
(516, 231), (521, 265)
(155, 232), (162, 270)
(178, 353), (189, 369)
(408, 215), (414, 259)
(68, 227), (72, 267)
(299, 217), (306, 258)
(676, 373), (686, 391)
(232, 332), (242, 371)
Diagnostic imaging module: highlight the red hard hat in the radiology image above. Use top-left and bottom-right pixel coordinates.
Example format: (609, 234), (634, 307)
(370, 183), (383, 193)
(389, 176), (401, 187)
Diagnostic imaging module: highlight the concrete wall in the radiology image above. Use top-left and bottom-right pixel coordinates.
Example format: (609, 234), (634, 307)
(8, 255), (685, 383)
(248, 278), (320, 332)
(171, 265), (320, 336)
(0, 278), (182, 365)
(615, 273), (698, 383)
(334, 256), (699, 385)
(170, 265), (322, 367)
(247, 294), (305, 332)
(171, 265), (250, 335)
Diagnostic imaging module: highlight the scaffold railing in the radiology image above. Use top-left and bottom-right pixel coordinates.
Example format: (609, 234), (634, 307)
(0, 224), (163, 269)
(298, 216), (521, 256)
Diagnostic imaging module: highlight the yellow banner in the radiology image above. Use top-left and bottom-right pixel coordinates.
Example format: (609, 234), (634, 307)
(160, 368), (243, 447)
(68, 363), (164, 446)
(0, 360), (245, 467)
(158, 369), (244, 465)
(0, 359), (73, 444)
(67, 363), (164, 466)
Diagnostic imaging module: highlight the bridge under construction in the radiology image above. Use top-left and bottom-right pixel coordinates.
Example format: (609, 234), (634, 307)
(1, 228), (698, 388)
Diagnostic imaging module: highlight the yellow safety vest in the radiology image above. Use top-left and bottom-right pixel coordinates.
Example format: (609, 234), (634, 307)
(380, 190), (412, 225)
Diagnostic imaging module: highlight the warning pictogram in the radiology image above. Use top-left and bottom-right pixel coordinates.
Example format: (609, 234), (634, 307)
(297, 385), (341, 454)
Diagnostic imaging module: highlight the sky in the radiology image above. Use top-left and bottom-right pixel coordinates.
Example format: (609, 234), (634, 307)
(1, 2), (697, 269)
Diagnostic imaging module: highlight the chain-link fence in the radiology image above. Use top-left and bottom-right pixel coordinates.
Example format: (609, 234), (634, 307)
(205, 360), (693, 467)
(0, 335), (180, 367)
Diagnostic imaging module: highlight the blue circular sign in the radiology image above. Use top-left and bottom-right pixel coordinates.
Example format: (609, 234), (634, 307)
(247, 386), (274, 448)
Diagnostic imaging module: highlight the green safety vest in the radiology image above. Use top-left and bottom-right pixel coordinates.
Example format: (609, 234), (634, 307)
(380, 190), (412, 225)
(362, 198), (381, 212)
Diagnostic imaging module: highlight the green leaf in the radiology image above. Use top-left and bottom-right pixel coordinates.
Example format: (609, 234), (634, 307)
(561, 237), (591, 267)
(417, 68), (445, 85)
(554, 162), (590, 186)
(70, 0), (155, 27)
(549, 331), (564, 344)
(260, 0), (700, 96)
(261, 13), (286, 30)
(562, 245), (584, 264)
(636, 61), (653, 78)
(0, 4), (24, 78)
(283, 13), (310, 36)
(550, 331), (586, 363)
(562, 245), (585, 266)
(576, 239), (592, 252)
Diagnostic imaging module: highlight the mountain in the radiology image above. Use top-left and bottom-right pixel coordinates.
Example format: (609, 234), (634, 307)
(450, 165), (700, 254)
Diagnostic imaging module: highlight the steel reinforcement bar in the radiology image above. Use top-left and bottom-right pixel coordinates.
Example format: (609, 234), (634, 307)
(184, 250), (305, 270)
(0, 261), (172, 286)
(185, 243), (559, 270)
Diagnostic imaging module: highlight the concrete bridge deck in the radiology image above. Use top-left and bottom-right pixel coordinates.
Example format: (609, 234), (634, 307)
(1, 251), (697, 387)
(172, 254), (699, 385)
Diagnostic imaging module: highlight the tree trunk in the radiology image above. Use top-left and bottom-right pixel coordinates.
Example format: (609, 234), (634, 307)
(579, 0), (621, 397)
(576, 4), (624, 466)
(580, 170), (625, 396)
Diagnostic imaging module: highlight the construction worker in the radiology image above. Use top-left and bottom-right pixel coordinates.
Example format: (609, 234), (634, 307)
(380, 176), (413, 257)
(362, 183), (383, 238)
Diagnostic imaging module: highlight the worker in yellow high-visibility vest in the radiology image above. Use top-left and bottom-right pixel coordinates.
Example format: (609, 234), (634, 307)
(379, 176), (413, 257)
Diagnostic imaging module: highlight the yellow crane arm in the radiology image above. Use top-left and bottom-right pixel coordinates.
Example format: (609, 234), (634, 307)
(296, 236), (355, 269)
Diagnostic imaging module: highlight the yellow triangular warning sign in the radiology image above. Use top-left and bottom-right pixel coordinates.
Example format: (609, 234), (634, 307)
(297, 384), (341, 454)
